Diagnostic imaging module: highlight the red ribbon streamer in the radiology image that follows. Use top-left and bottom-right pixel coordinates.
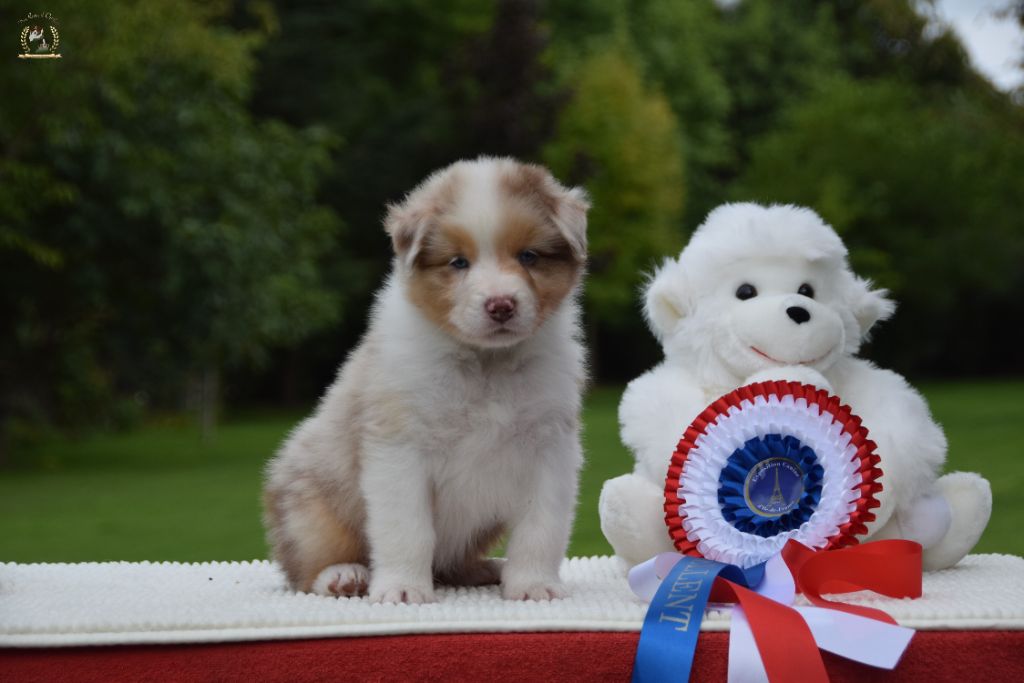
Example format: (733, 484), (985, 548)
(715, 579), (829, 683)
(708, 539), (922, 682)
(784, 539), (922, 624)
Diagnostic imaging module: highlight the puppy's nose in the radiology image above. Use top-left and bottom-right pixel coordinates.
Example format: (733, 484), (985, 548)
(486, 296), (516, 323)
(787, 306), (811, 324)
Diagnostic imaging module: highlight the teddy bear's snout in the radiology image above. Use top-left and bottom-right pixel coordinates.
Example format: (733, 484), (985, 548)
(786, 306), (811, 324)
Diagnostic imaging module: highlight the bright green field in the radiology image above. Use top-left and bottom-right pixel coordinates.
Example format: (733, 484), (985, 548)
(1, 382), (1021, 562)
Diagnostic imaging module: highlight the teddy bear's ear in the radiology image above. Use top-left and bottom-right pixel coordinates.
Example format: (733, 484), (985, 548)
(850, 276), (896, 338)
(643, 258), (691, 342)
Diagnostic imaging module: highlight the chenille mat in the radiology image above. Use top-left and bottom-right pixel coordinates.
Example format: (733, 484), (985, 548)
(2, 554), (1021, 647)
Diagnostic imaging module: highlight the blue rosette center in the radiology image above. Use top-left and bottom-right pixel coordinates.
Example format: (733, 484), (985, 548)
(717, 433), (823, 538)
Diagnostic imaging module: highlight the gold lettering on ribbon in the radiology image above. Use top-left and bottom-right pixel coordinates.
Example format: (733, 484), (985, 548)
(656, 565), (712, 632)
(658, 609), (694, 630)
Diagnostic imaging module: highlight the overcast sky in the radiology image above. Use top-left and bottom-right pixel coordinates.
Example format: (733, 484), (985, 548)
(933, 0), (1022, 90)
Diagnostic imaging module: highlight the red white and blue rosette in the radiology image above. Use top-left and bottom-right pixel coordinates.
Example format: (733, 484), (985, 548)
(663, 381), (882, 569)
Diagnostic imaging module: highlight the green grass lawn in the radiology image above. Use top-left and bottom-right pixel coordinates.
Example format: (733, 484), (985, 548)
(1, 382), (1021, 563)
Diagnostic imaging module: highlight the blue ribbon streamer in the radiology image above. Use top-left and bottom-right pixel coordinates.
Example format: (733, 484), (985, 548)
(632, 556), (764, 683)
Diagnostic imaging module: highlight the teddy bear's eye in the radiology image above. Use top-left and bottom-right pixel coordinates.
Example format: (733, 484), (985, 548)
(735, 283), (757, 300)
(798, 283), (815, 299)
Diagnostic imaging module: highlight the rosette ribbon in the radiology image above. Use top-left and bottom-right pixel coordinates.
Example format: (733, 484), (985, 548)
(629, 539), (922, 683)
(665, 381), (886, 570)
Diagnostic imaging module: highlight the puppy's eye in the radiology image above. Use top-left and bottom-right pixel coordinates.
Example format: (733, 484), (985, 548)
(449, 256), (470, 270)
(798, 283), (815, 299)
(517, 250), (539, 267)
(735, 283), (757, 300)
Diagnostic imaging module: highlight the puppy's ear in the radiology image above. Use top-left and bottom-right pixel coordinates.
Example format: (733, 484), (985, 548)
(552, 186), (589, 262)
(849, 275), (896, 339)
(643, 258), (691, 342)
(503, 164), (589, 261)
(384, 203), (431, 267)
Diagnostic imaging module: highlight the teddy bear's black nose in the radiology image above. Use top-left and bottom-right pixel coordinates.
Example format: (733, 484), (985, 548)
(786, 306), (811, 324)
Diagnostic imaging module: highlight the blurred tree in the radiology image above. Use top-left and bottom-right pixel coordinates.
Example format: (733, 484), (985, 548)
(624, 0), (733, 227)
(543, 0), (630, 59)
(1001, 0), (1024, 103)
(0, 1), (340, 448)
(250, 0), (494, 252)
(738, 75), (1024, 374)
(828, 0), (974, 88)
(543, 47), (685, 344)
(543, 0), (729, 227)
(242, 0), (496, 399)
(3, 0), (1023, 456)
(712, 0), (841, 170)
(448, 0), (564, 159)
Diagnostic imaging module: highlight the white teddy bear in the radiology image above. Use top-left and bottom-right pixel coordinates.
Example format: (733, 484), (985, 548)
(599, 203), (991, 571)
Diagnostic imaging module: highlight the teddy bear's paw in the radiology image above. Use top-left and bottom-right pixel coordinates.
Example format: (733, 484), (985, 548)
(921, 472), (993, 571)
(599, 474), (675, 568)
(743, 366), (833, 393)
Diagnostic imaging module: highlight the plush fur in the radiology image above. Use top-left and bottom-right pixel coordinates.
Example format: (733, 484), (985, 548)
(600, 203), (991, 571)
(264, 157), (589, 603)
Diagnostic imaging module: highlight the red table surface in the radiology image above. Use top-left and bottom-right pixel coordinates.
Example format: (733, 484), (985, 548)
(3, 630), (1023, 682)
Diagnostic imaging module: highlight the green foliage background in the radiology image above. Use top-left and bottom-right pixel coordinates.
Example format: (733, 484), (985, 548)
(3, 383), (1021, 560)
(1, 0), (1022, 454)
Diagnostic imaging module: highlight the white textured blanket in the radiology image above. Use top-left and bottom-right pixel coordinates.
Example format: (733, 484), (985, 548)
(2, 554), (1022, 647)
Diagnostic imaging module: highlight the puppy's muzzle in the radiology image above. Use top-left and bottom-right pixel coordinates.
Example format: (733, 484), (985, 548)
(486, 296), (517, 323)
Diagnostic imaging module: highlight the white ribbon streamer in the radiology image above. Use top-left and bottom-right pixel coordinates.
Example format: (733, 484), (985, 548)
(630, 551), (915, 680)
(726, 552), (914, 682)
(627, 552), (686, 603)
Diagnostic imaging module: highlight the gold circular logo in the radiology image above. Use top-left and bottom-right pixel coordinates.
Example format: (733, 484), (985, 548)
(743, 457), (804, 517)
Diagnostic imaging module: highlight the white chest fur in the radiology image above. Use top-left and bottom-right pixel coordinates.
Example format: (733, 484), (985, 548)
(358, 280), (585, 570)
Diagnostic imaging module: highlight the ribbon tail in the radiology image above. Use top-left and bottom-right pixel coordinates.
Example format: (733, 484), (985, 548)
(628, 553), (686, 603)
(795, 606), (915, 669)
(728, 606), (769, 683)
(631, 555), (765, 683)
(785, 539), (923, 624)
(631, 556), (723, 683)
(727, 583), (829, 683)
(755, 552), (796, 604)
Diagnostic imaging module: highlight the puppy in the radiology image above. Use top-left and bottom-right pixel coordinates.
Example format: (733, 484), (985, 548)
(263, 157), (589, 603)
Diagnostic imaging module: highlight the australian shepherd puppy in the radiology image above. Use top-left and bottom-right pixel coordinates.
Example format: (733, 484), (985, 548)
(263, 157), (589, 603)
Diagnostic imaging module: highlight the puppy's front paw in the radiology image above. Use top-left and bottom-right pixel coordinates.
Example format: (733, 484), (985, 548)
(502, 577), (567, 601)
(369, 580), (435, 604)
(310, 563), (369, 597)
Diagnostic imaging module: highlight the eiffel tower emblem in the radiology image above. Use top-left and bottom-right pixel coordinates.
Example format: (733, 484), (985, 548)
(767, 468), (786, 507)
